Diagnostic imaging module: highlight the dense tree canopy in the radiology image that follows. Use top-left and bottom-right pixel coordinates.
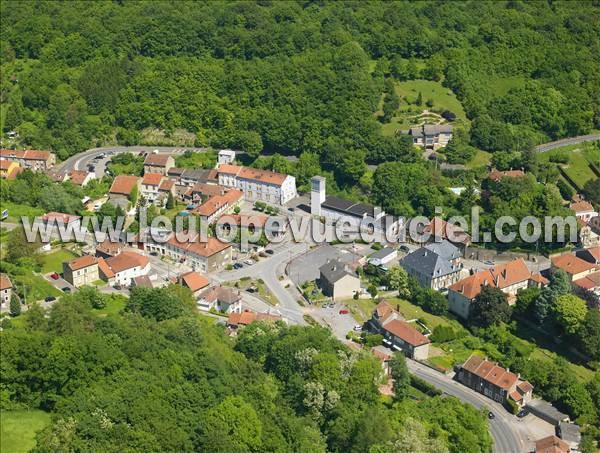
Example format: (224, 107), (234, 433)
(1, 1), (598, 161)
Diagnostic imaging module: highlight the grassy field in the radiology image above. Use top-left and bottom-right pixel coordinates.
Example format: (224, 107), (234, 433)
(40, 248), (77, 274)
(380, 80), (467, 136)
(2, 202), (44, 223)
(539, 142), (600, 190)
(467, 149), (492, 169)
(92, 296), (126, 317)
(12, 273), (61, 303)
(1, 410), (51, 453)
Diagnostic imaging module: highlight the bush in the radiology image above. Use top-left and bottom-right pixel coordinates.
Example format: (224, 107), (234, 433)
(431, 325), (458, 343)
(410, 375), (442, 396)
(364, 334), (383, 347)
(505, 397), (519, 415)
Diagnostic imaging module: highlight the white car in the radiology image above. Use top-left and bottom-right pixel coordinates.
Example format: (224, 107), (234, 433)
(353, 325), (362, 332)
(244, 259), (255, 266)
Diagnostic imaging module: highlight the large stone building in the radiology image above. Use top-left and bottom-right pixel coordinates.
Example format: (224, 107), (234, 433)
(0, 149), (56, 171)
(62, 255), (99, 287)
(400, 242), (463, 290)
(457, 354), (533, 407)
(143, 232), (232, 273)
(448, 258), (548, 319)
(217, 164), (297, 205)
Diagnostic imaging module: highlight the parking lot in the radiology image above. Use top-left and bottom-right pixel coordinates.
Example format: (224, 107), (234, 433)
(288, 244), (362, 285)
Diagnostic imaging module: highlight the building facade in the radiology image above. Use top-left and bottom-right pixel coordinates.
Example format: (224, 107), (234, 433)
(0, 274), (13, 307)
(217, 164), (297, 205)
(63, 255), (99, 287)
(0, 149), (56, 171)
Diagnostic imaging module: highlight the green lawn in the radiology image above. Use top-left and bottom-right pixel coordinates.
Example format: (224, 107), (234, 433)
(1, 202), (44, 223)
(467, 149), (492, 169)
(1, 410), (51, 453)
(345, 297), (378, 322)
(380, 79), (467, 137)
(92, 296), (126, 317)
(539, 143), (600, 190)
(12, 273), (61, 303)
(40, 249), (77, 274)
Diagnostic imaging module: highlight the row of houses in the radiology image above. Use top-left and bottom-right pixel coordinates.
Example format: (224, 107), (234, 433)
(62, 251), (151, 287)
(0, 148), (56, 172)
(551, 247), (600, 296)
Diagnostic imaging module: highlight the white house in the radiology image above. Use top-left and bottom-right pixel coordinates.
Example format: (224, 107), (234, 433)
(218, 149), (236, 165)
(217, 164), (297, 205)
(98, 251), (150, 287)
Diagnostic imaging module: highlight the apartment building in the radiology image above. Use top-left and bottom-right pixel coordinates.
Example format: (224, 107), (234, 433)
(217, 164), (296, 205)
(62, 255), (99, 287)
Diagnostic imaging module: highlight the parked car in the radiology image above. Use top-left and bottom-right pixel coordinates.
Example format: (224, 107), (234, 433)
(328, 303), (335, 308)
(399, 245), (410, 252)
(339, 309), (349, 315)
(50, 272), (60, 280)
(488, 412), (495, 419)
(62, 287), (71, 293)
(265, 249), (274, 255)
(516, 409), (529, 418)
(353, 324), (362, 331)
(484, 260), (495, 266)
(150, 251), (158, 256)
(44, 296), (56, 302)
(321, 303), (328, 308)
(114, 284), (122, 290)
(233, 262), (243, 269)
(244, 259), (255, 265)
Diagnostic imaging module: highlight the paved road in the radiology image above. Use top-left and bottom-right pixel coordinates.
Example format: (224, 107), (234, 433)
(56, 145), (206, 176)
(535, 133), (600, 153)
(216, 240), (310, 324)
(407, 359), (529, 453)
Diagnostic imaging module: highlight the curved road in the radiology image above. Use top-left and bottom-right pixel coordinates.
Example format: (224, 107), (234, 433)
(408, 360), (530, 453)
(535, 133), (600, 153)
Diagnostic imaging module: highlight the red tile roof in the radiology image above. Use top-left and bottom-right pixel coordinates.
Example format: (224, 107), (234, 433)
(97, 258), (115, 279)
(535, 435), (569, 453)
(0, 274), (13, 290)
(517, 380), (534, 393)
(68, 170), (90, 185)
(449, 259), (533, 299)
(552, 254), (598, 276)
(104, 251), (149, 274)
(144, 154), (172, 166)
(0, 149), (53, 161)
(159, 179), (175, 191)
(192, 189), (243, 217)
(95, 240), (122, 256)
(109, 175), (139, 195)
(383, 319), (429, 347)
(424, 217), (471, 244)
(573, 271), (600, 290)
(461, 355), (519, 390)
(218, 164), (288, 186)
(181, 271), (210, 292)
(190, 183), (228, 197)
(142, 172), (163, 186)
(570, 200), (595, 213)
(488, 168), (525, 182)
(0, 160), (14, 170)
(66, 255), (98, 271)
(167, 233), (231, 258)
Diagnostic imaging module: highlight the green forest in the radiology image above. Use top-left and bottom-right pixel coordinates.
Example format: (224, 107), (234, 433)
(1, 0), (599, 164)
(1, 288), (492, 452)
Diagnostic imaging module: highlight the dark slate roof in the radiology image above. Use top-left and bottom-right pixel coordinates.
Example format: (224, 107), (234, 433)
(321, 196), (374, 218)
(400, 247), (459, 278)
(558, 422), (581, 444)
(424, 240), (461, 261)
(409, 124), (454, 137)
(319, 258), (356, 285)
(181, 169), (213, 182)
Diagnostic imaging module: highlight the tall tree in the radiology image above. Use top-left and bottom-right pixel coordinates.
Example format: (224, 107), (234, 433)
(468, 286), (511, 328)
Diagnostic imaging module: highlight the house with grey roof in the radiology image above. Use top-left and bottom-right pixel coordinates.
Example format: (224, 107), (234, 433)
(408, 124), (453, 150)
(319, 258), (361, 300)
(424, 239), (462, 263)
(400, 246), (463, 290)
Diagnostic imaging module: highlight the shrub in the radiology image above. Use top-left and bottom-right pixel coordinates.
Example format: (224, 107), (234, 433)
(505, 397), (519, 415)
